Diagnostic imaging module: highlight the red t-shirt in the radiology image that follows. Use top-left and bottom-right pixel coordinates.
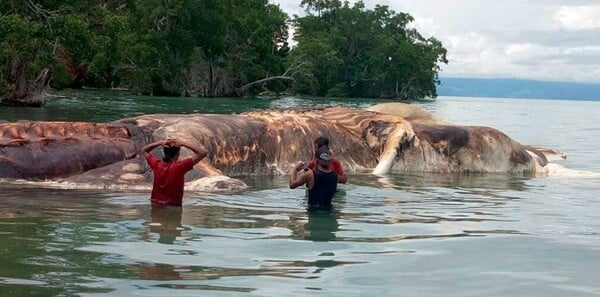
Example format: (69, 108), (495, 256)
(145, 154), (194, 207)
(308, 158), (345, 177)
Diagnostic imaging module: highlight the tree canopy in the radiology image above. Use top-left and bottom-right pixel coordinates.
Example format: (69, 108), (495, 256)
(291, 1), (447, 99)
(0, 0), (447, 103)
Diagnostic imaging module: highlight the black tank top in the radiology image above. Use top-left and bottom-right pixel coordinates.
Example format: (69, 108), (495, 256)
(307, 169), (338, 211)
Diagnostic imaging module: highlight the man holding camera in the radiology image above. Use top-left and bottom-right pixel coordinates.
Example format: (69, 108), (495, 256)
(307, 136), (347, 184)
(289, 147), (338, 211)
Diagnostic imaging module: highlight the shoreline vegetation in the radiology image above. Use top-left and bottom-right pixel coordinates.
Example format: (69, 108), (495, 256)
(0, 0), (447, 107)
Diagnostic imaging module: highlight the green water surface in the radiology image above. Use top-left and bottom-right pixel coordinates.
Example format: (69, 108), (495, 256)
(0, 91), (599, 297)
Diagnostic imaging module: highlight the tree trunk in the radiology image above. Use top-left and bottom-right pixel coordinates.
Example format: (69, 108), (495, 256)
(1, 64), (51, 107)
(208, 61), (215, 97)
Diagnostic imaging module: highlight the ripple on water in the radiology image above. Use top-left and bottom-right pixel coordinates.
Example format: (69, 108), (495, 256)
(1, 163), (600, 296)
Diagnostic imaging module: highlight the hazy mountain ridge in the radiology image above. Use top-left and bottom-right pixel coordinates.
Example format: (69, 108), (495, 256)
(438, 77), (600, 100)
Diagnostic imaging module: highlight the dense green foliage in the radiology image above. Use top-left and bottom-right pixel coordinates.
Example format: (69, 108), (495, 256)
(292, 1), (447, 98)
(0, 0), (446, 99)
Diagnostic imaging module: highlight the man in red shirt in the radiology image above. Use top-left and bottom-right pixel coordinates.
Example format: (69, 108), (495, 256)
(141, 139), (207, 207)
(307, 136), (347, 184)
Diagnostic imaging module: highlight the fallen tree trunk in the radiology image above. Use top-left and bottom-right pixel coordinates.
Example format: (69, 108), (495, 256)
(236, 75), (294, 95)
(234, 62), (307, 96)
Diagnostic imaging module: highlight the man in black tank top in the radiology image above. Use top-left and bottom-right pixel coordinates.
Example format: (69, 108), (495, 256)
(289, 147), (338, 211)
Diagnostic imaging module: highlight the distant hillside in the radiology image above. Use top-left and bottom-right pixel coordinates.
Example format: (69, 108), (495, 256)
(438, 77), (600, 100)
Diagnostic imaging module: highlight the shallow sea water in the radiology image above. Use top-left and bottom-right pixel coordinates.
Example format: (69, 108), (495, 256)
(0, 94), (599, 296)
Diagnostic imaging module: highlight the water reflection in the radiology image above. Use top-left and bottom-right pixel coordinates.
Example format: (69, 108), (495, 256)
(0, 171), (598, 296)
(304, 211), (340, 242)
(146, 207), (188, 244)
(300, 188), (349, 242)
(354, 172), (532, 192)
(136, 263), (183, 281)
(0, 90), (384, 123)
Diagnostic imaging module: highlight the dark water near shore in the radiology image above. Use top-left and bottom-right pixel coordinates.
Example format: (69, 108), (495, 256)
(0, 91), (599, 296)
(0, 90), (381, 122)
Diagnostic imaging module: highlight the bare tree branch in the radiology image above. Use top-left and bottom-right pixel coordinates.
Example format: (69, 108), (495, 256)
(235, 62), (309, 94)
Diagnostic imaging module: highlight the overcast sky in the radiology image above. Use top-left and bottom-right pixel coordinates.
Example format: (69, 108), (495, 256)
(272, 0), (600, 83)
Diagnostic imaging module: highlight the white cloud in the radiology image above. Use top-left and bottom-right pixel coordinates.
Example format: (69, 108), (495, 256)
(410, 16), (439, 37)
(271, 0), (600, 83)
(564, 45), (600, 55)
(505, 43), (535, 56)
(555, 6), (600, 30)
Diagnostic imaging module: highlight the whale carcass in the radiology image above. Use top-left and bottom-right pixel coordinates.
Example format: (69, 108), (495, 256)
(0, 103), (565, 192)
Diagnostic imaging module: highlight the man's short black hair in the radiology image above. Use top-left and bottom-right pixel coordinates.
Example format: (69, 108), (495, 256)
(163, 145), (181, 162)
(314, 136), (330, 149)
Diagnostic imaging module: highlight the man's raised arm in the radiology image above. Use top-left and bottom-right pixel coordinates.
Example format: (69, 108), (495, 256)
(172, 139), (207, 165)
